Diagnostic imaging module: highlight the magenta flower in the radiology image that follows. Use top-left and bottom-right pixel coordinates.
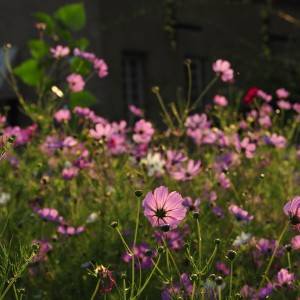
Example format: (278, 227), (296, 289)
(291, 235), (300, 250)
(50, 45), (70, 58)
(67, 73), (85, 93)
(122, 242), (155, 269)
(132, 119), (154, 144)
(283, 196), (300, 229)
(277, 268), (295, 286)
(214, 94), (228, 107)
(215, 261), (230, 276)
(94, 58), (108, 78)
(62, 166), (79, 180)
(182, 197), (200, 212)
(143, 186), (187, 229)
(265, 133), (286, 149)
(89, 123), (112, 140)
(165, 150), (187, 172)
(171, 159), (201, 181)
(54, 108), (71, 123)
(257, 89), (272, 102)
(228, 204), (253, 222)
(129, 104), (144, 117)
(276, 88), (289, 99)
(36, 208), (64, 223)
(293, 103), (300, 114)
(217, 172), (231, 189)
(57, 225), (85, 236)
(212, 59), (234, 82)
(240, 137), (256, 158)
(277, 100), (291, 110)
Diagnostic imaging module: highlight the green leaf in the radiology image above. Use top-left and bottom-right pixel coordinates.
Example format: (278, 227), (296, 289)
(14, 59), (43, 86)
(69, 91), (96, 108)
(70, 57), (92, 76)
(74, 38), (89, 50)
(55, 3), (86, 31)
(28, 39), (48, 60)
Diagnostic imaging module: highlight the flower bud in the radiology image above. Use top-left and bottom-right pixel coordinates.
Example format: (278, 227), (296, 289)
(226, 250), (237, 261)
(160, 224), (170, 232)
(134, 190), (143, 198)
(110, 221), (118, 228)
(215, 276), (223, 286)
(214, 238), (221, 245)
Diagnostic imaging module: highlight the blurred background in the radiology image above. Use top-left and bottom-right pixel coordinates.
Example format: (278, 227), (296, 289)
(0, 0), (300, 123)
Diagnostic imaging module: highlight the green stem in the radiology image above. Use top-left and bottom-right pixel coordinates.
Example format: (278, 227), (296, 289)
(189, 76), (218, 112)
(123, 277), (127, 300)
(90, 278), (100, 300)
(133, 255), (161, 299)
(229, 261), (233, 300)
(130, 199), (141, 298)
(217, 286), (222, 300)
(259, 222), (289, 288)
(197, 219), (202, 268)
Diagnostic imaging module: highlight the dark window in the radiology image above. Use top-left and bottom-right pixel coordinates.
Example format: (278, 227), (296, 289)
(122, 52), (146, 116)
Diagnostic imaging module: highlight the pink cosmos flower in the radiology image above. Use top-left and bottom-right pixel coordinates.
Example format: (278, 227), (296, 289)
(257, 89), (272, 102)
(67, 73), (85, 92)
(216, 262), (230, 276)
(165, 150), (187, 172)
(50, 45), (70, 58)
(283, 196), (300, 230)
(240, 137), (256, 158)
(293, 103), (300, 114)
(62, 136), (78, 148)
(94, 58), (108, 78)
(171, 159), (201, 181)
(62, 166), (79, 180)
(265, 134), (286, 148)
(129, 104), (144, 117)
(0, 115), (6, 126)
(277, 268), (295, 286)
(74, 48), (96, 62)
(36, 208), (64, 223)
(217, 172), (231, 189)
(143, 186), (187, 229)
(54, 108), (71, 123)
(212, 59), (234, 82)
(291, 235), (300, 250)
(57, 225), (85, 236)
(277, 100), (291, 110)
(214, 94), (228, 107)
(89, 123), (112, 140)
(132, 119), (154, 144)
(276, 88), (289, 99)
(259, 115), (272, 128)
(228, 204), (253, 222)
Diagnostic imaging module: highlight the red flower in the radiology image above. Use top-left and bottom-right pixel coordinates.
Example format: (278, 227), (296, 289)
(244, 87), (259, 104)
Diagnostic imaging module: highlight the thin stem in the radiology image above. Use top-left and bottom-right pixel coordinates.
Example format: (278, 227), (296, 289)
(115, 228), (133, 255)
(133, 255), (161, 299)
(196, 219), (202, 268)
(123, 277), (127, 300)
(191, 281), (196, 300)
(153, 88), (175, 129)
(200, 245), (218, 275)
(217, 286), (222, 300)
(90, 277), (100, 300)
(162, 237), (180, 278)
(287, 252), (292, 270)
(259, 222), (289, 288)
(229, 261), (233, 300)
(185, 60), (192, 112)
(130, 199), (141, 298)
(189, 76), (218, 112)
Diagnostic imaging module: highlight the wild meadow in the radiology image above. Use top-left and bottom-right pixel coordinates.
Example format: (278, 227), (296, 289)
(0, 3), (300, 300)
